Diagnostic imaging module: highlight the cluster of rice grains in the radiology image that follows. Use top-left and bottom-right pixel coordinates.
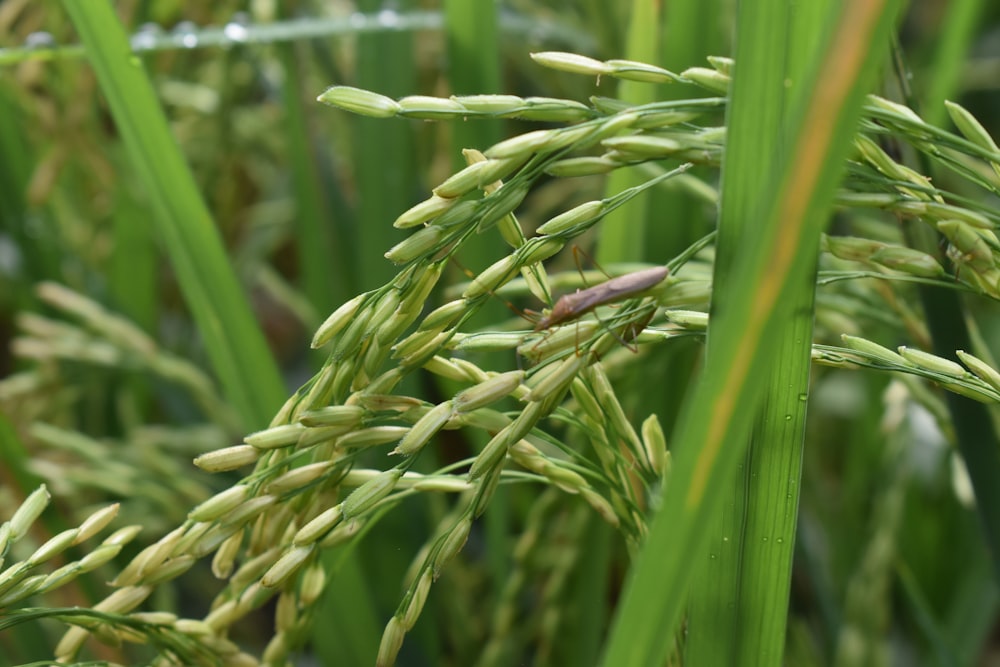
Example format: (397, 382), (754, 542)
(0, 52), (721, 667)
(845, 95), (1000, 298)
(30, 51), (1000, 666)
(185, 54), (714, 666)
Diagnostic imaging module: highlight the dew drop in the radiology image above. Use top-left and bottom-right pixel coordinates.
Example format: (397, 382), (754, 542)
(132, 23), (161, 51)
(24, 31), (56, 49)
(376, 8), (401, 29)
(223, 12), (250, 43)
(173, 20), (198, 49)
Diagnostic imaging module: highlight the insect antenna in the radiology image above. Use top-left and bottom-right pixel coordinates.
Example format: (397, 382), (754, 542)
(447, 255), (541, 329)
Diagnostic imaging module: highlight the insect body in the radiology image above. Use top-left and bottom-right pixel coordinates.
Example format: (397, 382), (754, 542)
(533, 266), (670, 331)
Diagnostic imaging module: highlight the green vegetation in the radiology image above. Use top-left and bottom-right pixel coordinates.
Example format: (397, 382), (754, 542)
(1, 1), (999, 666)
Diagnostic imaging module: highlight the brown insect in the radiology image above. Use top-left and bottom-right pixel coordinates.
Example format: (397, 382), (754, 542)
(533, 266), (670, 331)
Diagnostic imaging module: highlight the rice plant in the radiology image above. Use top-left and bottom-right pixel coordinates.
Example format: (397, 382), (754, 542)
(1, 1), (999, 666)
